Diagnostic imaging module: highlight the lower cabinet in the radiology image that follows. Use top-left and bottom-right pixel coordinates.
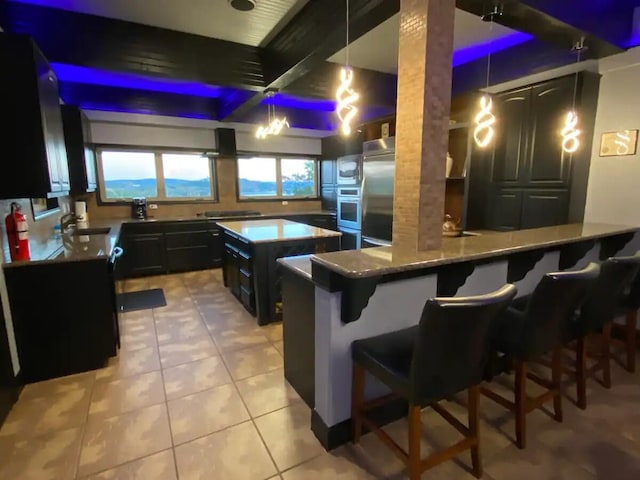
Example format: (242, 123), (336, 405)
(489, 188), (569, 231)
(125, 233), (167, 277)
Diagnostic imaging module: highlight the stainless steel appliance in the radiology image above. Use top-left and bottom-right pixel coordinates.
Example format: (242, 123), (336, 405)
(337, 187), (361, 231)
(338, 226), (361, 250)
(361, 137), (395, 245)
(131, 197), (147, 220)
(337, 154), (362, 185)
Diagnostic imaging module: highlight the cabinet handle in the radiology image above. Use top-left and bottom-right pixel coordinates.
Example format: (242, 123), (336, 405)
(113, 247), (124, 258)
(211, 233), (220, 237)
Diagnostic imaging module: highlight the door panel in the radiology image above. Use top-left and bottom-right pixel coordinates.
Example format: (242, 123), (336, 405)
(526, 78), (574, 186)
(488, 189), (523, 231)
(521, 190), (569, 229)
(491, 89), (530, 185)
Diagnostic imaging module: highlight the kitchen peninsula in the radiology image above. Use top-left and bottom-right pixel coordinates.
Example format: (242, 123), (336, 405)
(218, 219), (341, 324)
(278, 223), (640, 449)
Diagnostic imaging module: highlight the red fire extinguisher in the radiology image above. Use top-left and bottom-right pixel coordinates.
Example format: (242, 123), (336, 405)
(5, 202), (30, 261)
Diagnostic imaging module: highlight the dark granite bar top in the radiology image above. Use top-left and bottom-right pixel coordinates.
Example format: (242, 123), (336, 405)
(311, 223), (640, 279)
(277, 255), (313, 280)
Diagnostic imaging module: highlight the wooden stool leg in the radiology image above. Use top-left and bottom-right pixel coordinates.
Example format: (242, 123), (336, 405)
(551, 348), (563, 422)
(576, 337), (588, 410)
(514, 360), (527, 449)
(351, 363), (365, 443)
(408, 404), (422, 480)
(468, 386), (482, 478)
(602, 322), (612, 389)
(626, 310), (638, 373)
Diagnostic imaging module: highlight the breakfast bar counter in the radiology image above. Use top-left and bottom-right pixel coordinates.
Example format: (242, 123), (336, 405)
(217, 219), (340, 324)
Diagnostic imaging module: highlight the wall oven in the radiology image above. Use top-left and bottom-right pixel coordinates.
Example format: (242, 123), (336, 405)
(338, 226), (361, 250)
(337, 154), (362, 185)
(337, 187), (361, 230)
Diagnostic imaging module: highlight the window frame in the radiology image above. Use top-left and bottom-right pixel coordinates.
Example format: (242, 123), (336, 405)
(235, 155), (319, 201)
(95, 145), (218, 204)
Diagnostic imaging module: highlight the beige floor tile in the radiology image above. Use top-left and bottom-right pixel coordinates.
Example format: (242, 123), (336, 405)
(83, 449), (177, 480)
(155, 319), (209, 345)
(211, 325), (270, 352)
(18, 370), (95, 401)
(158, 336), (218, 368)
(254, 402), (323, 471)
(236, 368), (301, 417)
(223, 344), (283, 380)
(273, 340), (284, 357)
(163, 355), (232, 400)
(175, 421), (276, 480)
(89, 371), (165, 419)
(0, 427), (83, 480)
(167, 383), (250, 445)
(119, 310), (154, 325)
(95, 346), (161, 381)
(123, 278), (149, 292)
(0, 387), (91, 441)
(261, 322), (283, 342)
(78, 403), (172, 477)
(120, 320), (158, 352)
(280, 446), (388, 480)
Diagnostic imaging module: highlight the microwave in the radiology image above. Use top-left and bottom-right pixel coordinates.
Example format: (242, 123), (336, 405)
(337, 154), (361, 185)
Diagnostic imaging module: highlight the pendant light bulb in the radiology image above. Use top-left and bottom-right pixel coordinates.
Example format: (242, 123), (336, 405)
(474, 95), (495, 148)
(336, 66), (359, 136)
(561, 111), (581, 154)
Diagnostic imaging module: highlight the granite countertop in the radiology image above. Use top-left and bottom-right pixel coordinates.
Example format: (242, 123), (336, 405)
(311, 223), (640, 279)
(277, 254), (313, 280)
(217, 219), (342, 244)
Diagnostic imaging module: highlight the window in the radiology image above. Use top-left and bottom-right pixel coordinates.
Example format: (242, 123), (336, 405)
(97, 148), (216, 202)
(237, 157), (317, 199)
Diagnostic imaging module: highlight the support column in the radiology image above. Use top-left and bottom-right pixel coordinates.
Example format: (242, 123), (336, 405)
(392, 0), (455, 251)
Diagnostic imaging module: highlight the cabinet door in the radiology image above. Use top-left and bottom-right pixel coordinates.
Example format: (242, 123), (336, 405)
(491, 88), (530, 185)
(223, 246), (240, 297)
(82, 114), (97, 191)
(210, 229), (223, 267)
(520, 189), (569, 229)
(525, 78), (574, 187)
(128, 234), (166, 276)
(320, 185), (337, 212)
(37, 69), (63, 192)
(488, 189), (523, 231)
(320, 160), (336, 185)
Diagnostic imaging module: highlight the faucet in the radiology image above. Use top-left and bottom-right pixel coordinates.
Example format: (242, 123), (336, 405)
(60, 212), (77, 233)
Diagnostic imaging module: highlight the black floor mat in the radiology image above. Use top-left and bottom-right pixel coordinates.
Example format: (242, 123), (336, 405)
(117, 288), (167, 313)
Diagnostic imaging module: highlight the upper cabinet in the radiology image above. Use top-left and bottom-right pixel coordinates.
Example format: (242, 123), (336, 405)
(0, 33), (69, 199)
(62, 105), (97, 194)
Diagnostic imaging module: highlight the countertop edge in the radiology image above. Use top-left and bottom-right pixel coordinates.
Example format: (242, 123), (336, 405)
(277, 255), (313, 280)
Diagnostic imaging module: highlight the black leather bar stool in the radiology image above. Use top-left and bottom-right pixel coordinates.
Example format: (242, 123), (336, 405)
(481, 263), (599, 449)
(615, 270), (640, 372)
(351, 284), (517, 480)
(569, 255), (640, 408)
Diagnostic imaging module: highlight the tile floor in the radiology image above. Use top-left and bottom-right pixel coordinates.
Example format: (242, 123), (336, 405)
(1, 269), (640, 479)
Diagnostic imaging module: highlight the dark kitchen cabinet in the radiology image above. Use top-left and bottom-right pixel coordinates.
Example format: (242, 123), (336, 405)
(320, 185), (337, 212)
(489, 189), (523, 231)
(321, 160), (337, 185)
(62, 105), (97, 193)
(491, 89), (529, 185)
(164, 222), (222, 272)
(125, 233), (167, 277)
(0, 33), (69, 198)
(223, 244), (241, 298)
(0, 294), (21, 426)
(488, 188), (569, 231)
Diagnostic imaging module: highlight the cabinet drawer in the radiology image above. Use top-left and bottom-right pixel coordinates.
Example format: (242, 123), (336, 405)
(239, 268), (252, 290)
(165, 230), (209, 249)
(240, 286), (255, 313)
(238, 250), (252, 272)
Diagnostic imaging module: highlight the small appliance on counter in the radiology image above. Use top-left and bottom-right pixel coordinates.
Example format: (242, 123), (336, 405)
(131, 197), (147, 220)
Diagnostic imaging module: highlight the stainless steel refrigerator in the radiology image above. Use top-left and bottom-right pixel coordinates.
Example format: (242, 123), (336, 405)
(361, 137), (395, 246)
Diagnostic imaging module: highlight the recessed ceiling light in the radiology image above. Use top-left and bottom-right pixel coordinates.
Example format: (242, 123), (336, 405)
(228, 0), (256, 12)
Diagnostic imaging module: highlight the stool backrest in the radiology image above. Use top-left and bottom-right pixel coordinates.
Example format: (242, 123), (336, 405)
(581, 254), (640, 333)
(409, 284), (517, 402)
(520, 262), (600, 358)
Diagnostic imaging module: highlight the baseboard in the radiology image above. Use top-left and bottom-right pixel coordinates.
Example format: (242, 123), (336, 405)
(311, 397), (408, 450)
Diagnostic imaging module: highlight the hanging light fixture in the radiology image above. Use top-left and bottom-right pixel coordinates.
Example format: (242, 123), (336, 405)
(474, 5), (500, 149)
(561, 38), (585, 154)
(255, 91), (289, 139)
(336, 0), (359, 136)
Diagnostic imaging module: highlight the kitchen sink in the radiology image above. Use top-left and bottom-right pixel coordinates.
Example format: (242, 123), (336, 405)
(71, 227), (111, 236)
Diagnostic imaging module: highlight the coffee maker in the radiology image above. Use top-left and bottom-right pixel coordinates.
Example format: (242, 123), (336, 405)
(131, 197), (147, 220)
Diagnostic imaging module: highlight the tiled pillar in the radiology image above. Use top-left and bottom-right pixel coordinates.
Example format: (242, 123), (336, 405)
(392, 0), (455, 251)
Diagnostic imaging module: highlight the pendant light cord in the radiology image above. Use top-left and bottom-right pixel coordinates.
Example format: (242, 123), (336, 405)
(345, 0), (350, 67)
(485, 18), (494, 89)
(572, 47), (581, 110)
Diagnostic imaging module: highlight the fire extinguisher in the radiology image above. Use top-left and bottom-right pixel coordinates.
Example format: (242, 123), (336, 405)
(5, 202), (30, 261)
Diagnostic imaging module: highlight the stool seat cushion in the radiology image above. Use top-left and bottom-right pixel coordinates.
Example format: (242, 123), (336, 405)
(352, 326), (417, 398)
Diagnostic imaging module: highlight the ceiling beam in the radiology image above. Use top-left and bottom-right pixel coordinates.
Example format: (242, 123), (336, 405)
(220, 0), (399, 121)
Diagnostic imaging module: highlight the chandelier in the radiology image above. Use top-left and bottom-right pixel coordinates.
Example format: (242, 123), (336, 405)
(335, 0), (359, 136)
(255, 92), (289, 139)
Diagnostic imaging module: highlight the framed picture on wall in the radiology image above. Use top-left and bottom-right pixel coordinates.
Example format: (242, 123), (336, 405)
(599, 129), (639, 157)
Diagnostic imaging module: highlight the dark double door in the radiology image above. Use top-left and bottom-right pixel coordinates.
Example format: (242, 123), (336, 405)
(487, 76), (575, 231)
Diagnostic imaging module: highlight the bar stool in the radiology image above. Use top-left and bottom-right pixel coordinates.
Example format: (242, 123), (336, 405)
(481, 263), (599, 449)
(570, 255), (640, 408)
(615, 270), (640, 372)
(351, 284), (517, 480)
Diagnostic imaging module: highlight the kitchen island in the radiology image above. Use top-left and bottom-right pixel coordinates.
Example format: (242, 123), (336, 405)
(218, 219), (341, 325)
(278, 223), (640, 449)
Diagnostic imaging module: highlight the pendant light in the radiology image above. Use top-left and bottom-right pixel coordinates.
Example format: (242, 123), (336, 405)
(474, 6), (500, 149)
(336, 0), (359, 136)
(255, 91), (289, 139)
(561, 39), (585, 154)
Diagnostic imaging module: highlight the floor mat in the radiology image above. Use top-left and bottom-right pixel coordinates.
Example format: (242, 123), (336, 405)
(117, 288), (167, 312)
